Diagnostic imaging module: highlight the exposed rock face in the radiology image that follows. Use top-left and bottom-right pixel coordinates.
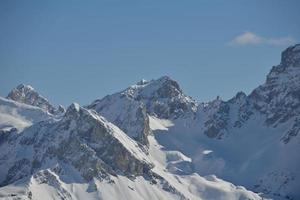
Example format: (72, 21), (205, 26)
(200, 97), (230, 139)
(0, 103), (153, 186)
(57, 105), (66, 114)
(200, 44), (300, 138)
(7, 84), (60, 115)
(281, 117), (300, 144)
(88, 96), (151, 146)
(281, 44), (300, 67)
(133, 76), (197, 119)
(249, 44), (300, 126)
(179, 44), (300, 199)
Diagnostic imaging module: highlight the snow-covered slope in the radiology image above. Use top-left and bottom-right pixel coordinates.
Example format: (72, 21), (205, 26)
(149, 44), (300, 200)
(0, 102), (261, 200)
(86, 44), (300, 199)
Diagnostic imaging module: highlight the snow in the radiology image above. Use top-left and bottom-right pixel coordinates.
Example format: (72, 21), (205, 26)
(202, 150), (213, 155)
(0, 155), (262, 200)
(149, 115), (174, 131)
(0, 103), (263, 200)
(71, 103), (80, 112)
(151, 107), (300, 199)
(1, 44), (300, 199)
(0, 96), (51, 131)
(146, 135), (262, 200)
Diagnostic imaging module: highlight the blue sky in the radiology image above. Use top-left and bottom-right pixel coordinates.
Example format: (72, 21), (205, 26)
(0, 0), (299, 106)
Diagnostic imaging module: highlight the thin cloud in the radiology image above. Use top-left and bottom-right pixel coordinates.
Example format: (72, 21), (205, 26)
(230, 32), (296, 46)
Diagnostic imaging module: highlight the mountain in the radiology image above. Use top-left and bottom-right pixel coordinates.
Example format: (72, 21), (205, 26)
(0, 102), (260, 200)
(0, 44), (299, 200)
(87, 76), (197, 145)
(7, 84), (65, 115)
(147, 44), (300, 200)
(86, 44), (300, 199)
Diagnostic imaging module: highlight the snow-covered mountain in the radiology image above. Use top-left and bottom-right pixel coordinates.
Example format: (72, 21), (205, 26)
(87, 44), (300, 200)
(0, 100), (259, 200)
(7, 84), (65, 115)
(87, 76), (197, 146)
(0, 44), (299, 200)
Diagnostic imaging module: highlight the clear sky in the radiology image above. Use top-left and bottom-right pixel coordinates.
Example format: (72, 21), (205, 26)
(0, 0), (299, 106)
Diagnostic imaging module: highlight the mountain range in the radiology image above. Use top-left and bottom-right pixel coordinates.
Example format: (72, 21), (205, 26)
(0, 44), (299, 200)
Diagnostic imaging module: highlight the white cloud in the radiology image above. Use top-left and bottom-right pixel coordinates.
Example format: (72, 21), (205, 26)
(230, 32), (296, 46)
(231, 32), (262, 45)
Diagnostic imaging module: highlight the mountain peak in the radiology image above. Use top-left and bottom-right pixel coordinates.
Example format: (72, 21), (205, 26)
(16, 83), (34, 91)
(157, 75), (172, 81)
(69, 102), (80, 112)
(281, 43), (300, 67)
(7, 84), (56, 114)
(64, 103), (81, 118)
(265, 44), (300, 84)
(135, 76), (182, 100)
(248, 44), (300, 126)
(136, 79), (149, 85)
(156, 75), (181, 91)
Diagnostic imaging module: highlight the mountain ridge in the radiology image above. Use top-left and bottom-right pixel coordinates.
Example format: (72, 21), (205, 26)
(1, 44), (300, 200)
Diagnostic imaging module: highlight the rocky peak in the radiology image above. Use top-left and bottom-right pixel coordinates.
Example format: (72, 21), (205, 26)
(87, 76), (196, 146)
(57, 105), (66, 114)
(7, 84), (56, 114)
(235, 91), (247, 99)
(66, 102), (80, 113)
(157, 75), (181, 90)
(118, 76), (185, 102)
(0, 102), (153, 185)
(17, 84), (34, 93)
(138, 76), (182, 99)
(229, 91), (247, 104)
(249, 44), (300, 125)
(64, 103), (81, 119)
(265, 44), (300, 86)
(136, 79), (149, 85)
(133, 76), (196, 118)
(281, 43), (300, 67)
(8, 84), (34, 98)
(206, 96), (222, 109)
